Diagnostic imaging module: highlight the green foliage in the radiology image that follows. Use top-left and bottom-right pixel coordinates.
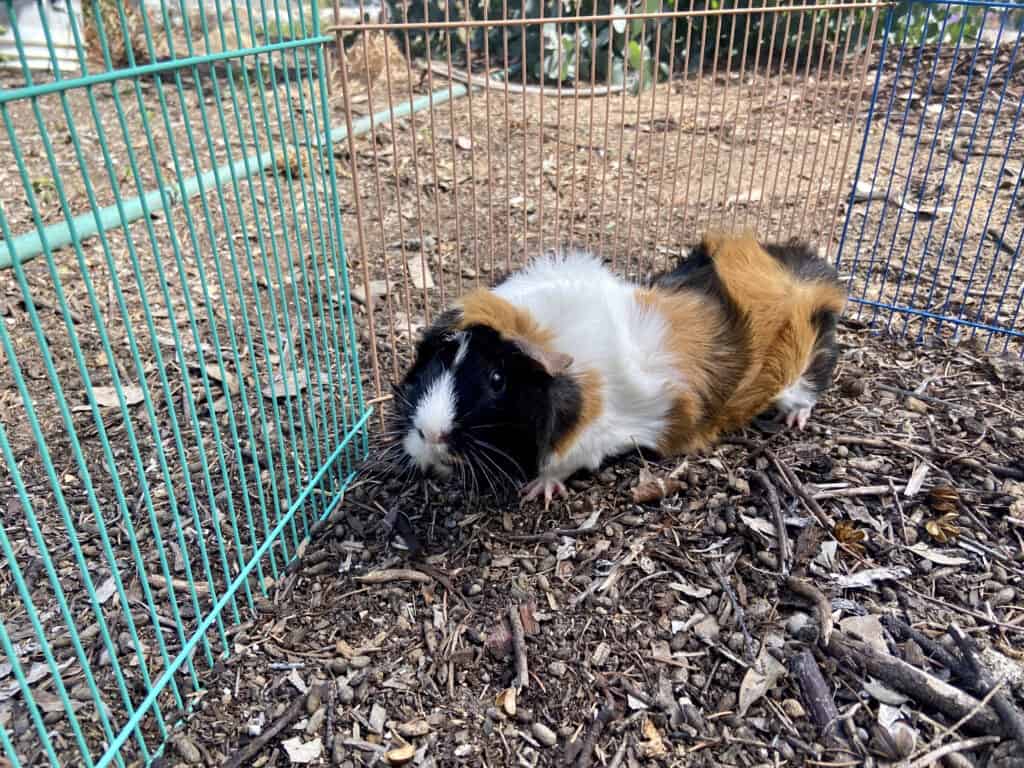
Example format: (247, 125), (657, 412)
(385, 1), (1021, 91)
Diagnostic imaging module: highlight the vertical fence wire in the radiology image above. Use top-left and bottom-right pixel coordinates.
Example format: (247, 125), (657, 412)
(0, 0), (368, 764)
(837, 0), (1024, 352)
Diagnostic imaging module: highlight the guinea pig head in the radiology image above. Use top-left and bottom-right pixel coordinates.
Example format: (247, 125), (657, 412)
(393, 297), (574, 487)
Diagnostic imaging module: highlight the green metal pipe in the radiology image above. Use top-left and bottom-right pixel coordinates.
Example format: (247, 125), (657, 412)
(0, 79), (469, 270)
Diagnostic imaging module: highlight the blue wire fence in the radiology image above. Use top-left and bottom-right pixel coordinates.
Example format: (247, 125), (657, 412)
(837, 0), (1024, 355)
(0, 1), (368, 765)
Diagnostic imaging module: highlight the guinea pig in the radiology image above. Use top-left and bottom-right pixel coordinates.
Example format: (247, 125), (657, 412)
(388, 231), (847, 507)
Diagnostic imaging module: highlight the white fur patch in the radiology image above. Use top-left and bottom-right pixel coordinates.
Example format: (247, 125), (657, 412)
(404, 371), (456, 474)
(493, 250), (681, 482)
(776, 377), (817, 414)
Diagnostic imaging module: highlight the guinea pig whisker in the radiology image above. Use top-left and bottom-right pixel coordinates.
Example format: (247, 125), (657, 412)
(466, 436), (527, 485)
(467, 437), (522, 492)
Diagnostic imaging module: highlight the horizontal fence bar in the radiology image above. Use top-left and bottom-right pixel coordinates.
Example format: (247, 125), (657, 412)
(328, 2), (891, 33)
(0, 35), (334, 106)
(849, 296), (1024, 338)
(0, 80), (471, 269)
(92, 406), (372, 768)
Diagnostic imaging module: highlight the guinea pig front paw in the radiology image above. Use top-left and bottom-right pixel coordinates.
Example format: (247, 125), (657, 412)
(784, 406), (813, 431)
(520, 477), (568, 510)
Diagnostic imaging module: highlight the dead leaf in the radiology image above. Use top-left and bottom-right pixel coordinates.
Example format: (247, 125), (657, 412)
(908, 542), (969, 566)
(904, 461), (930, 497)
(281, 736), (322, 764)
(834, 521), (867, 557)
(89, 384), (144, 409)
(829, 567), (911, 590)
(668, 580), (712, 599)
(408, 255), (435, 290)
(927, 485), (960, 514)
(286, 669), (307, 694)
(95, 577), (117, 605)
(631, 467), (683, 504)
(925, 512), (960, 544)
(737, 645), (787, 716)
(639, 717), (668, 759)
(840, 615), (887, 654)
(740, 512), (777, 538)
(496, 687), (516, 716)
(725, 188), (762, 208)
(203, 363), (240, 395)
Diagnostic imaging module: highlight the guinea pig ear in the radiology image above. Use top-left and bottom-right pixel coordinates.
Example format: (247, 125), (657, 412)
(512, 337), (573, 377)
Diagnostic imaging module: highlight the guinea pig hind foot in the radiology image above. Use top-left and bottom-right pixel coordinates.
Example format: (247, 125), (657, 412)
(520, 476), (569, 510)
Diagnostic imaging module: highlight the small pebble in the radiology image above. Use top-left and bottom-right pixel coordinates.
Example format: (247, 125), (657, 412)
(306, 689), (322, 715)
(462, 582), (483, 597)
(398, 719), (430, 738)
(993, 586), (1016, 605)
(531, 723), (557, 747)
(786, 612), (810, 636)
(693, 615), (720, 643)
(548, 661), (567, 678)
(384, 743), (416, 765)
(172, 735), (202, 765)
(349, 655), (372, 669)
(305, 707), (325, 736)
(781, 698), (806, 718)
(336, 683), (354, 705)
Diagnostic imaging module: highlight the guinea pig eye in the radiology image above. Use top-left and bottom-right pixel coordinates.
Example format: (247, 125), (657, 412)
(489, 370), (505, 392)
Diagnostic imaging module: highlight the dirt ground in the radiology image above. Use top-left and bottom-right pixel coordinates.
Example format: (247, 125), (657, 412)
(1, 26), (1023, 768)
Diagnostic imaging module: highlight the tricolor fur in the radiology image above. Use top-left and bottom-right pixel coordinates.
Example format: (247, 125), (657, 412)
(392, 232), (847, 499)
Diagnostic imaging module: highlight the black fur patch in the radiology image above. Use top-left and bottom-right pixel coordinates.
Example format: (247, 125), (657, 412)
(761, 238), (843, 398)
(392, 319), (580, 492)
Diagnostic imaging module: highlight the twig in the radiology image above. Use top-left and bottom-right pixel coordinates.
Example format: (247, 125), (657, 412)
(826, 633), (1004, 735)
(786, 576), (834, 647)
(752, 470), (789, 575)
(354, 568), (432, 584)
(607, 738), (629, 768)
(717, 569), (756, 663)
(224, 685), (324, 768)
(835, 435), (1024, 481)
(426, 60), (626, 98)
(577, 706), (617, 768)
(882, 617), (960, 671)
(948, 623), (1024, 745)
(769, 451), (834, 529)
(906, 736), (1002, 768)
(812, 484), (907, 500)
(790, 650), (843, 746)
(509, 603), (529, 690)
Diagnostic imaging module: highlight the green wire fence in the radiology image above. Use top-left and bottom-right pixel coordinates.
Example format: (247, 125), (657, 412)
(0, 1), (370, 765)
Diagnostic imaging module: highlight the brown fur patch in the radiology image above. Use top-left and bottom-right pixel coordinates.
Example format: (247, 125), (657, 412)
(551, 369), (604, 458)
(455, 289), (555, 349)
(634, 287), (748, 456)
(646, 232), (847, 454)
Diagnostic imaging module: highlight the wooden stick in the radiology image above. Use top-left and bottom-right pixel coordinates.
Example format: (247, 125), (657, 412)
(790, 649), (841, 743)
(224, 685), (325, 768)
(752, 470), (789, 575)
(509, 603), (529, 690)
(907, 736), (1002, 768)
(949, 624), (1024, 746)
(826, 634), (1004, 736)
